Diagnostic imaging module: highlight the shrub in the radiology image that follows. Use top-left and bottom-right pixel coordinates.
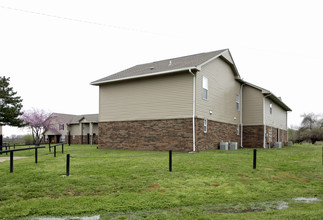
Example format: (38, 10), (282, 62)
(23, 134), (34, 145)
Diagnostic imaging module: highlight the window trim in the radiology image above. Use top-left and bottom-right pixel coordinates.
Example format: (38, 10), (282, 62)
(202, 76), (208, 100)
(270, 102), (273, 114)
(203, 119), (208, 133)
(236, 94), (240, 111)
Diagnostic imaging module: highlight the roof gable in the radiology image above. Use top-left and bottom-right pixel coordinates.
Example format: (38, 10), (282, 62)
(243, 82), (291, 111)
(91, 49), (240, 85)
(51, 113), (98, 124)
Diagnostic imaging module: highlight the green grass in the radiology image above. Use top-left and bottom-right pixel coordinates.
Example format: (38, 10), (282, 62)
(0, 144), (322, 219)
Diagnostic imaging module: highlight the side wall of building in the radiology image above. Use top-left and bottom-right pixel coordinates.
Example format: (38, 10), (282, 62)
(195, 57), (241, 149)
(242, 85), (263, 125)
(196, 57), (241, 125)
(241, 86), (289, 148)
(264, 97), (288, 130)
(99, 72), (193, 122)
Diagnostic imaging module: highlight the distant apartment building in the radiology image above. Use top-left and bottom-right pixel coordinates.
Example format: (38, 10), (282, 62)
(44, 113), (98, 144)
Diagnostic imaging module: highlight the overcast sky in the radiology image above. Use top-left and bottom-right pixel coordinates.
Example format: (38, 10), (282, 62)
(1, 0), (322, 136)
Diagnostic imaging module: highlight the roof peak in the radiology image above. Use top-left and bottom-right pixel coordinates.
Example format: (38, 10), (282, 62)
(142, 49), (228, 65)
(91, 49), (230, 85)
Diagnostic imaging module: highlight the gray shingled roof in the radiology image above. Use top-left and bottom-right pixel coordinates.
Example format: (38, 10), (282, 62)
(91, 49), (227, 85)
(52, 113), (98, 124)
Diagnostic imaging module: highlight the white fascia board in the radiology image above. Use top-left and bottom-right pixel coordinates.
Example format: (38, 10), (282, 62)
(91, 67), (198, 85)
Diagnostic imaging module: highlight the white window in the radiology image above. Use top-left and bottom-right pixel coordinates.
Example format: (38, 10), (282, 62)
(204, 119), (207, 133)
(202, 76), (208, 100)
(61, 135), (65, 142)
(236, 94), (240, 111)
(237, 124), (240, 135)
(270, 102), (273, 114)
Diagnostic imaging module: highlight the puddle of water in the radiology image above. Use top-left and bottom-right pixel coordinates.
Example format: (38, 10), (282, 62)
(293, 197), (319, 203)
(35, 197), (321, 219)
(276, 201), (289, 210)
(37, 215), (100, 220)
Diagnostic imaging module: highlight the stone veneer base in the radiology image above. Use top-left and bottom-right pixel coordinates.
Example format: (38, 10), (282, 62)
(98, 118), (243, 152)
(98, 118), (193, 152)
(242, 125), (288, 148)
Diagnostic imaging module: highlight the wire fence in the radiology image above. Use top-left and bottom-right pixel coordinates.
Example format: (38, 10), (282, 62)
(1, 145), (322, 174)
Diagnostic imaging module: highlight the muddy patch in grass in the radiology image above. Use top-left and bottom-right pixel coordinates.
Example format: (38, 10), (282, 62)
(0, 157), (27, 162)
(36, 197), (321, 219)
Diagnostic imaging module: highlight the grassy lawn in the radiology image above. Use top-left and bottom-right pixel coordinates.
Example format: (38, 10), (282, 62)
(0, 144), (322, 219)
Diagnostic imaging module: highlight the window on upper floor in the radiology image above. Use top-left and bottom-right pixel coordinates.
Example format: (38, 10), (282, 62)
(202, 76), (208, 100)
(236, 94), (240, 111)
(59, 124), (64, 130)
(203, 119), (208, 133)
(270, 102), (273, 114)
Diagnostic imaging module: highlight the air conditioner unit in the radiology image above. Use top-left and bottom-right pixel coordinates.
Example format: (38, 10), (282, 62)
(220, 142), (228, 150)
(229, 142), (238, 150)
(274, 142), (282, 148)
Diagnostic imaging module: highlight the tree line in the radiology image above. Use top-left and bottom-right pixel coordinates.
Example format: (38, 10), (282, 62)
(288, 113), (323, 144)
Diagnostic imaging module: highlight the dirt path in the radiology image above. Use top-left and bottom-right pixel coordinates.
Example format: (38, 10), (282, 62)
(0, 157), (28, 162)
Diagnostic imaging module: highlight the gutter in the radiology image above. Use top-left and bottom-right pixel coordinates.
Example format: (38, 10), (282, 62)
(263, 94), (271, 148)
(240, 83), (245, 148)
(91, 66), (199, 85)
(189, 69), (196, 152)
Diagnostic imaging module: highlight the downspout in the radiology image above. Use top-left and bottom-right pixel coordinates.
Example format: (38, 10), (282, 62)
(263, 94), (271, 148)
(240, 83), (245, 148)
(286, 111), (289, 145)
(189, 69), (196, 152)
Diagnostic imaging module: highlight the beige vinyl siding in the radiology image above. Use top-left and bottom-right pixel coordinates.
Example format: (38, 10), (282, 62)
(242, 85), (263, 125)
(92, 124), (98, 134)
(70, 124), (81, 135)
(99, 72), (193, 122)
(265, 98), (287, 130)
(82, 124), (90, 134)
(44, 119), (68, 136)
(196, 57), (241, 124)
(220, 50), (234, 64)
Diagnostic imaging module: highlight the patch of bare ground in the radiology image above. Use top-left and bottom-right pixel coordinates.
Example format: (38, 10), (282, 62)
(0, 157), (27, 162)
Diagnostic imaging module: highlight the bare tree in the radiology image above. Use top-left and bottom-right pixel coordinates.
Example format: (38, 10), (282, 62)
(299, 113), (323, 144)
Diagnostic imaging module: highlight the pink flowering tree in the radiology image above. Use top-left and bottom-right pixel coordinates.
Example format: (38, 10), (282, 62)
(21, 109), (61, 145)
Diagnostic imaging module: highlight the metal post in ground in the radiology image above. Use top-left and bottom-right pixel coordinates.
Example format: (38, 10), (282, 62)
(35, 148), (38, 163)
(66, 154), (70, 176)
(10, 151), (14, 173)
(253, 149), (257, 169)
(62, 144), (64, 154)
(169, 150), (172, 172)
(54, 146), (56, 157)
